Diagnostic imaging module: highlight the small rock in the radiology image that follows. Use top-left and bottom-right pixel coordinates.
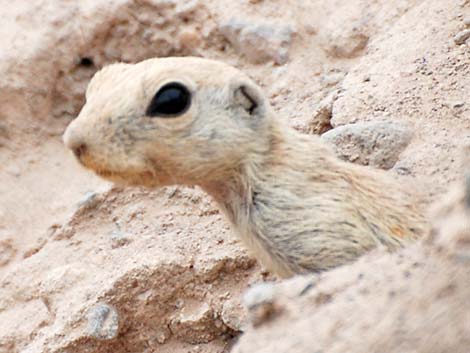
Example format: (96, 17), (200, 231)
(243, 282), (275, 309)
(327, 33), (369, 59)
(243, 282), (281, 327)
(304, 23), (317, 35)
(6, 165), (21, 177)
(175, 0), (200, 17)
(155, 326), (172, 344)
(464, 18), (470, 28)
(310, 92), (337, 134)
(0, 240), (16, 267)
(293, 92), (337, 135)
(453, 29), (470, 45)
(321, 121), (413, 169)
(393, 165), (412, 176)
(87, 304), (119, 340)
(322, 71), (345, 86)
(170, 303), (224, 344)
(76, 191), (100, 210)
(178, 29), (202, 49)
(109, 230), (132, 248)
(221, 298), (247, 332)
(219, 19), (294, 64)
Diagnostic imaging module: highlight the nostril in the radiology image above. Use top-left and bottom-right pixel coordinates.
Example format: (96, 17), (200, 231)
(73, 144), (87, 159)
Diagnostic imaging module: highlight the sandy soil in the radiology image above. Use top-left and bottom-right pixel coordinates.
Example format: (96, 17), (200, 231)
(0, 0), (469, 352)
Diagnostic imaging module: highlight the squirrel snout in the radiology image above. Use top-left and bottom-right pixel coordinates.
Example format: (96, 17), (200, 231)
(63, 125), (88, 160)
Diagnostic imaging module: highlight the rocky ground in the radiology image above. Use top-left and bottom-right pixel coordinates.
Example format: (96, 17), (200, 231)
(0, 0), (469, 352)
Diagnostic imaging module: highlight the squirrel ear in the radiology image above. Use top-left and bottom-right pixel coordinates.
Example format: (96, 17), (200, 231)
(231, 80), (265, 118)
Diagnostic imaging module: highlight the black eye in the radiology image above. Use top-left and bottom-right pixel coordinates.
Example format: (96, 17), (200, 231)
(146, 82), (191, 117)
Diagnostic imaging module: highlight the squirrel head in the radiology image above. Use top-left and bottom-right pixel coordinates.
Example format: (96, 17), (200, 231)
(63, 57), (273, 187)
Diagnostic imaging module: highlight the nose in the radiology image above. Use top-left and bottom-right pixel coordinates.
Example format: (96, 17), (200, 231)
(71, 143), (88, 159)
(63, 124), (88, 160)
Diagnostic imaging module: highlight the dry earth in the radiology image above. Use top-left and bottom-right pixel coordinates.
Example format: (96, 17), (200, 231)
(0, 0), (469, 353)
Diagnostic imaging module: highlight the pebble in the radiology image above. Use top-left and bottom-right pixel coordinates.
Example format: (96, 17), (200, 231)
(219, 19), (294, 64)
(6, 165), (21, 177)
(169, 303), (220, 344)
(0, 240), (16, 267)
(178, 29), (201, 49)
(175, 0), (199, 17)
(109, 230), (132, 248)
(322, 120), (413, 170)
(76, 191), (100, 210)
(155, 326), (171, 344)
(453, 29), (470, 45)
(221, 298), (245, 331)
(87, 303), (119, 340)
(303, 91), (337, 135)
(327, 33), (369, 59)
(243, 282), (275, 309)
(243, 282), (280, 327)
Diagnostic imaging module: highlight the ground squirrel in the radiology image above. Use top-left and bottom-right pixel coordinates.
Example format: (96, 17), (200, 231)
(63, 57), (427, 278)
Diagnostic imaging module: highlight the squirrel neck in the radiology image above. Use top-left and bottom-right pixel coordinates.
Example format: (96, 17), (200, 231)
(200, 120), (289, 221)
(199, 121), (337, 276)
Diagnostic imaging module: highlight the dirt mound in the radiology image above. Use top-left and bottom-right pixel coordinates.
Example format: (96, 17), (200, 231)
(0, 0), (469, 352)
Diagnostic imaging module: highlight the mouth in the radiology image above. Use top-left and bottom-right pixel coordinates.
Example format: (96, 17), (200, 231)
(94, 168), (161, 187)
(72, 152), (172, 187)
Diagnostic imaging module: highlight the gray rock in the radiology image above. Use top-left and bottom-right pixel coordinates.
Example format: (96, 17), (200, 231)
(219, 19), (294, 64)
(321, 121), (413, 169)
(87, 303), (119, 340)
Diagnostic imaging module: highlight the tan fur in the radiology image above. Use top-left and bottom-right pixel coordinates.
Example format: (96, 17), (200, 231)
(63, 57), (428, 278)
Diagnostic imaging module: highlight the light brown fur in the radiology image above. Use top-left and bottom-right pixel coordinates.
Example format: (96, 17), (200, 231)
(63, 57), (427, 278)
